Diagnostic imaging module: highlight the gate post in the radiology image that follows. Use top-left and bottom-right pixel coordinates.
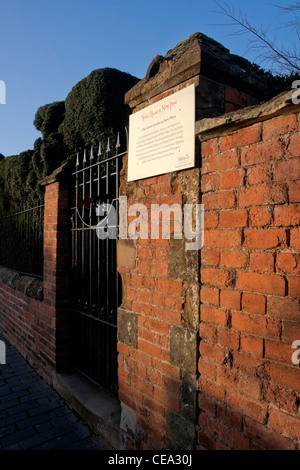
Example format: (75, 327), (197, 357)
(40, 162), (72, 373)
(117, 32), (269, 450)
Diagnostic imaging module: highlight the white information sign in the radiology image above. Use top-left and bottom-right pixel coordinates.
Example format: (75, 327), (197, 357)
(127, 84), (195, 182)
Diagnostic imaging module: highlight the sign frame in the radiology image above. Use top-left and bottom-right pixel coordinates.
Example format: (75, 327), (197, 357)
(127, 84), (195, 182)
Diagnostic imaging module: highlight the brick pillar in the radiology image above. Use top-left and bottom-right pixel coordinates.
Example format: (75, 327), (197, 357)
(116, 31), (269, 451)
(116, 32), (272, 450)
(40, 163), (72, 372)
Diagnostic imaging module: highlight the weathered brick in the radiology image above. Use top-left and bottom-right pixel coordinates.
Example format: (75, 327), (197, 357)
(244, 229), (287, 249)
(250, 252), (274, 272)
(202, 150), (239, 174)
(201, 249), (220, 267)
(225, 87), (246, 106)
(198, 357), (217, 381)
(150, 318), (169, 336)
(288, 276), (300, 298)
(220, 169), (245, 189)
(262, 382), (299, 414)
(156, 278), (182, 296)
(154, 306), (181, 325)
(269, 362), (300, 392)
(138, 339), (162, 359)
(226, 389), (267, 423)
(274, 205), (300, 227)
(201, 139), (218, 157)
(202, 173), (220, 192)
(131, 373), (153, 397)
(268, 408), (300, 440)
(217, 365), (238, 389)
(218, 327), (240, 350)
(216, 402), (243, 431)
(247, 164), (271, 186)
(267, 296), (300, 321)
(289, 181), (300, 203)
(153, 386), (180, 413)
(241, 140), (283, 166)
(150, 261), (168, 277)
(263, 114), (298, 140)
(290, 229), (300, 249)
(202, 190), (236, 210)
(200, 342), (228, 365)
(220, 290), (241, 310)
(201, 268), (235, 289)
(198, 393), (216, 416)
(198, 376), (226, 402)
(231, 310), (281, 339)
(200, 304), (229, 327)
(227, 429), (250, 450)
(236, 272), (286, 295)
(240, 333), (264, 357)
(287, 133), (300, 159)
(242, 293), (266, 315)
(274, 159), (300, 182)
(204, 211), (219, 228)
(282, 319), (300, 342)
(219, 209), (248, 228)
(276, 253), (300, 275)
(152, 358), (181, 380)
(204, 229), (242, 248)
(265, 339), (296, 365)
(199, 322), (218, 343)
(200, 286), (219, 305)
(238, 372), (261, 399)
(220, 250), (248, 268)
(244, 416), (297, 450)
(220, 124), (261, 151)
(249, 206), (273, 227)
(238, 184), (288, 208)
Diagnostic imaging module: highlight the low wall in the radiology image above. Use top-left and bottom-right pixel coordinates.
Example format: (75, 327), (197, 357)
(0, 178), (70, 384)
(0, 269), (54, 380)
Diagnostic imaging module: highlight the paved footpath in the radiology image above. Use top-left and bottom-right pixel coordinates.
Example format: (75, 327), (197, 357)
(0, 336), (108, 450)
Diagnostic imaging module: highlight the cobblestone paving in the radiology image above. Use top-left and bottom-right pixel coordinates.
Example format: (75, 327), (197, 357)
(0, 337), (108, 450)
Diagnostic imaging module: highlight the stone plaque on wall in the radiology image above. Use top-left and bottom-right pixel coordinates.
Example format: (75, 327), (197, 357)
(127, 84), (195, 182)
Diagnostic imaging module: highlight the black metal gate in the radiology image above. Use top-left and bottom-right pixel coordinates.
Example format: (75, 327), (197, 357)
(70, 134), (125, 395)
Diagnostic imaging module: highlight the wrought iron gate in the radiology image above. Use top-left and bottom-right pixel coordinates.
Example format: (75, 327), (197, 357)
(70, 134), (125, 395)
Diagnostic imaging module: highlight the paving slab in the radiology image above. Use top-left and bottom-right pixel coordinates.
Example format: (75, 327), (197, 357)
(0, 336), (109, 450)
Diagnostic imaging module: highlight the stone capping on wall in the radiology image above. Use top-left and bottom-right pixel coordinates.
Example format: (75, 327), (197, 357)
(39, 160), (74, 187)
(125, 32), (269, 109)
(0, 266), (43, 301)
(195, 89), (300, 140)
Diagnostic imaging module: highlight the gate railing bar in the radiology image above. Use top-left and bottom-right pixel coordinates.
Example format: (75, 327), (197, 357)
(0, 199), (44, 278)
(72, 150), (127, 175)
(70, 131), (125, 394)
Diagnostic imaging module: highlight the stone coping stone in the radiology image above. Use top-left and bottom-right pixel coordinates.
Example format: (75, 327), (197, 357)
(0, 266), (43, 301)
(125, 32), (269, 108)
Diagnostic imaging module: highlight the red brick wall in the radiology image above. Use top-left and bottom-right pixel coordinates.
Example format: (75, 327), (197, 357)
(198, 111), (300, 449)
(0, 179), (70, 383)
(118, 174), (184, 450)
(0, 286), (55, 380)
(0, 87), (299, 451)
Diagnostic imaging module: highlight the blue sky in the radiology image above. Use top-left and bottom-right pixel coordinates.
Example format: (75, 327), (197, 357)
(0, 0), (295, 156)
